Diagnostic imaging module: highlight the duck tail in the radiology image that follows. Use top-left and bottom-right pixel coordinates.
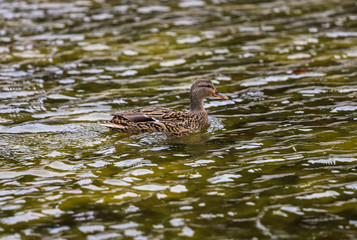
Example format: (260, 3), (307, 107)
(98, 120), (126, 130)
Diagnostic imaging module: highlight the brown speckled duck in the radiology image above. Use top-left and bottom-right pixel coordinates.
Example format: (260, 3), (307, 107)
(98, 79), (228, 136)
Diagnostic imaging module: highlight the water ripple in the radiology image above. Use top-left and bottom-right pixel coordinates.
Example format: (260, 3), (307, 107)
(1, 0), (357, 239)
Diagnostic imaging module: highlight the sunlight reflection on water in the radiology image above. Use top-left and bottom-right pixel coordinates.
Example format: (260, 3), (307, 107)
(0, 0), (357, 239)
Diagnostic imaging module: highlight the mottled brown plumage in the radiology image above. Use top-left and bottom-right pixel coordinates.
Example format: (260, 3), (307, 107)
(98, 79), (228, 136)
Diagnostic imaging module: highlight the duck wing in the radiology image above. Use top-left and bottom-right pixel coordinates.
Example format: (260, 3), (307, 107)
(112, 107), (187, 122)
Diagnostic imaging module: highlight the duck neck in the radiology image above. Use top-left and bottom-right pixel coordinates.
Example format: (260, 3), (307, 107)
(190, 94), (206, 113)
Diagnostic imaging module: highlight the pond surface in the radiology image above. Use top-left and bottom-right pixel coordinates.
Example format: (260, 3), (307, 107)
(1, 0), (357, 239)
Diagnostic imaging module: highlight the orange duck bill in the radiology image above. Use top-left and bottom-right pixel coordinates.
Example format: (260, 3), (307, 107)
(213, 91), (228, 100)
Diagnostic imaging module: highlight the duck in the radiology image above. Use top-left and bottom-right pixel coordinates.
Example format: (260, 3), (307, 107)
(98, 79), (228, 136)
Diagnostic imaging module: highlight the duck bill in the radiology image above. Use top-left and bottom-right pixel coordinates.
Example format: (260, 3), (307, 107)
(213, 91), (228, 100)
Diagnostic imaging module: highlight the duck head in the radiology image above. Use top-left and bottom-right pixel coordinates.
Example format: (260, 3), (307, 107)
(190, 79), (228, 112)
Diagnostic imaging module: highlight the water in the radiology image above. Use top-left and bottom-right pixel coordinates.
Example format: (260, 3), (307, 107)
(1, 0), (357, 239)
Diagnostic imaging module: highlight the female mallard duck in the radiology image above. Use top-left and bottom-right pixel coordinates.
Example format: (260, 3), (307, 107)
(99, 79), (228, 136)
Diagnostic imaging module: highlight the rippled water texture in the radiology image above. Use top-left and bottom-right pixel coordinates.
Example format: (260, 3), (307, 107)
(1, 0), (357, 239)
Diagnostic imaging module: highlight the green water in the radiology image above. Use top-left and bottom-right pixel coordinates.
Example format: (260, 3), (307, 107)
(1, 0), (357, 239)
